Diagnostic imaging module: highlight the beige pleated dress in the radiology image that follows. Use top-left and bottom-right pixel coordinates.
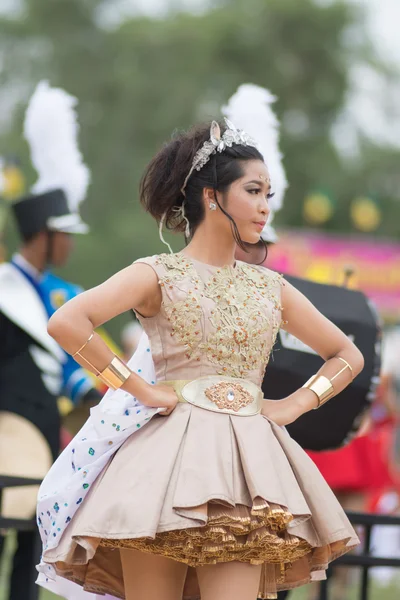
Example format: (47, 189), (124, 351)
(43, 253), (359, 599)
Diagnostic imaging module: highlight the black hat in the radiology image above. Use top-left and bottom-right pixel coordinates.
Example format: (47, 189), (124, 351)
(12, 188), (88, 241)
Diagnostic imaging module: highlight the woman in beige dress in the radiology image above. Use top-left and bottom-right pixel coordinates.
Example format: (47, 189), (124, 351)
(43, 120), (364, 600)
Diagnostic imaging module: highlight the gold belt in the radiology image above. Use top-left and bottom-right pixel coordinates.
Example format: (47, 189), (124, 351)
(162, 376), (263, 417)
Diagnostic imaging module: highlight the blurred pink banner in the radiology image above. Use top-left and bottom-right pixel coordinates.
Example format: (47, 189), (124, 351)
(267, 230), (400, 319)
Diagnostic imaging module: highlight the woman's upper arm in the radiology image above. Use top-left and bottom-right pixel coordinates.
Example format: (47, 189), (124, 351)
(280, 279), (359, 362)
(51, 262), (161, 328)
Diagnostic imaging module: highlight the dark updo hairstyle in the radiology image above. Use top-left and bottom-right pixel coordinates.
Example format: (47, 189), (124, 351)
(139, 121), (266, 252)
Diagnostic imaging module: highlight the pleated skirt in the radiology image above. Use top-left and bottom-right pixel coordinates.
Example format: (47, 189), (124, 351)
(42, 403), (359, 598)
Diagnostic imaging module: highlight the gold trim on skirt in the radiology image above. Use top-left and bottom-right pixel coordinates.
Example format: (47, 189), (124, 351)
(100, 501), (311, 567)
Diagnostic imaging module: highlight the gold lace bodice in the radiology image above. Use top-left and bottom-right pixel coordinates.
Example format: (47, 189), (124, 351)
(135, 253), (283, 386)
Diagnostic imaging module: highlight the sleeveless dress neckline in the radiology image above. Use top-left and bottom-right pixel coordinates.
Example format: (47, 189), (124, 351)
(178, 250), (238, 271)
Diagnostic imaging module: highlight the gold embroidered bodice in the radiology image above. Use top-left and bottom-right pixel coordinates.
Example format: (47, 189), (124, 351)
(135, 253), (283, 387)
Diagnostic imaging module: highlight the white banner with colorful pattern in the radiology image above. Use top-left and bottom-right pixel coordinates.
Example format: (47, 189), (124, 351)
(36, 332), (157, 599)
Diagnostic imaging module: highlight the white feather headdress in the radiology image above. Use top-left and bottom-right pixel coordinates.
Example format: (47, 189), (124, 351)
(24, 81), (90, 213)
(222, 84), (288, 242)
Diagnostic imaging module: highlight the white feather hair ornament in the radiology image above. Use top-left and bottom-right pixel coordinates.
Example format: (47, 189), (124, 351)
(23, 80), (90, 212)
(222, 84), (288, 243)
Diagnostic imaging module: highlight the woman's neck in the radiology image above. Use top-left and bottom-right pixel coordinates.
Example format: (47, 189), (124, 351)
(183, 223), (236, 267)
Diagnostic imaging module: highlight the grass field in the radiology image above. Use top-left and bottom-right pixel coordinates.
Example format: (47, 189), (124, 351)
(1, 531), (398, 600)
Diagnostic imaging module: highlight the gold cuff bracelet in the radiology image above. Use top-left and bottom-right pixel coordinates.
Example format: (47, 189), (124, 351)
(302, 374), (335, 409)
(302, 357), (354, 409)
(72, 333), (132, 391)
(98, 356), (132, 390)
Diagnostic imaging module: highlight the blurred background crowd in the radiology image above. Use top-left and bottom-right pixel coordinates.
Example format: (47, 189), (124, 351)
(0, 1), (400, 599)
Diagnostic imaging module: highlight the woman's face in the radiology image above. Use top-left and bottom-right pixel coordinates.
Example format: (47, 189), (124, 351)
(222, 160), (271, 244)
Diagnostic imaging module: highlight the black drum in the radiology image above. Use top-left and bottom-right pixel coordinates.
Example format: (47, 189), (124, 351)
(262, 275), (382, 451)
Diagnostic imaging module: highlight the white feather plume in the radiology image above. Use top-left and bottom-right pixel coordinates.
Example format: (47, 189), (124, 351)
(222, 84), (288, 237)
(23, 81), (90, 211)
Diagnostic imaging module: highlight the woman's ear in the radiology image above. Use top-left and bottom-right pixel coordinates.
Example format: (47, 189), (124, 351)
(202, 187), (218, 212)
(203, 187), (215, 203)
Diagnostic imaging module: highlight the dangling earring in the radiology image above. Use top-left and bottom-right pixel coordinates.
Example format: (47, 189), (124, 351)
(209, 202), (217, 211)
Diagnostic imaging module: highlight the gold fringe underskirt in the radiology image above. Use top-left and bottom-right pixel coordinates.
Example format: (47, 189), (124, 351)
(100, 502), (311, 570)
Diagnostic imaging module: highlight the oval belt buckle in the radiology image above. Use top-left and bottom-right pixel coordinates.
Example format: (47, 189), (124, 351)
(204, 381), (254, 412)
(181, 377), (262, 416)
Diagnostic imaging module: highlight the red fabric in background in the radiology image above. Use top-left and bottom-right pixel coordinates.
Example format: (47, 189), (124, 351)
(307, 425), (397, 494)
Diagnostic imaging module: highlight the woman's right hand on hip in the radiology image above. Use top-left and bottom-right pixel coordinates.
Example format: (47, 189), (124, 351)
(140, 383), (179, 416)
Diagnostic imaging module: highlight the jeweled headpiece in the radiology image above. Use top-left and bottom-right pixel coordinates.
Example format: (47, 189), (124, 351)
(180, 118), (258, 196)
